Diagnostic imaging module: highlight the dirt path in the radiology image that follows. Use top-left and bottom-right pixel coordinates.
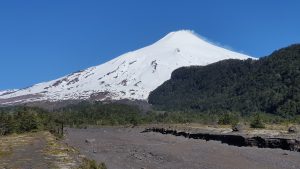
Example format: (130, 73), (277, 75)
(0, 132), (81, 169)
(65, 127), (300, 169)
(0, 133), (49, 169)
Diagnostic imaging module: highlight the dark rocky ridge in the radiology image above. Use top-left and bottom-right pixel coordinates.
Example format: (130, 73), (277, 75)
(143, 127), (300, 152)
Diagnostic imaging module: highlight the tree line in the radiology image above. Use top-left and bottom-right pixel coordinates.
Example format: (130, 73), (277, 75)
(2, 101), (300, 136)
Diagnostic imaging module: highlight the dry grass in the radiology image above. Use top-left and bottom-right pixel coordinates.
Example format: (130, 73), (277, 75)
(77, 158), (107, 169)
(0, 133), (35, 158)
(0, 131), (82, 169)
(0, 146), (12, 158)
(43, 132), (81, 169)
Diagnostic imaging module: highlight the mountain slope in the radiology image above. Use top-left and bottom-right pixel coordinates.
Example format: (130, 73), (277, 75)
(148, 44), (300, 116)
(0, 30), (253, 105)
(0, 89), (18, 96)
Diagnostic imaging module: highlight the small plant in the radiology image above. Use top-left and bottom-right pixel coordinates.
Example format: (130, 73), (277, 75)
(218, 112), (239, 126)
(250, 113), (265, 128)
(77, 158), (107, 169)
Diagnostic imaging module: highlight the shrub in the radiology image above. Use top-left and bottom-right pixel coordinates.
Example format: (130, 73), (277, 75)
(250, 113), (265, 128)
(218, 112), (239, 126)
(77, 158), (107, 169)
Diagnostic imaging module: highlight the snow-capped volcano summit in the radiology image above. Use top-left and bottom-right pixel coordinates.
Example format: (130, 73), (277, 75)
(0, 30), (254, 105)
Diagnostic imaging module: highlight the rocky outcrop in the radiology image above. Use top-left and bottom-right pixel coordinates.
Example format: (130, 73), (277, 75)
(143, 127), (300, 152)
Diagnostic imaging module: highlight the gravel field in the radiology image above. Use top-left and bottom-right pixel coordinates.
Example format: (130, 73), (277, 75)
(65, 127), (300, 169)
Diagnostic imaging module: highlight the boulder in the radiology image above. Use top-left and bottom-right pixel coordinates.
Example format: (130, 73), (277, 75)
(288, 126), (298, 133)
(232, 124), (244, 132)
(85, 138), (96, 144)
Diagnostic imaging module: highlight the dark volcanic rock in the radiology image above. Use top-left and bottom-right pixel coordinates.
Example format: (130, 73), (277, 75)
(0, 94), (43, 105)
(143, 127), (300, 152)
(288, 126), (298, 133)
(232, 124), (244, 132)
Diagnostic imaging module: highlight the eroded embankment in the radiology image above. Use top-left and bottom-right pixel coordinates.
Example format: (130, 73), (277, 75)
(142, 128), (300, 152)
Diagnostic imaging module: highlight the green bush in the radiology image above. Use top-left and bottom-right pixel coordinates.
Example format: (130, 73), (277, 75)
(77, 158), (107, 169)
(250, 113), (265, 128)
(218, 112), (239, 126)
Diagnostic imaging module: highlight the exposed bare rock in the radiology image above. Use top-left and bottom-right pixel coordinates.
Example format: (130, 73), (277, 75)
(232, 124), (244, 132)
(67, 78), (79, 85)
(52, 78), (68, 87)
(143, 127), (300, 152)
(0, 94), (43, 105)
(289, 126), (298, 133)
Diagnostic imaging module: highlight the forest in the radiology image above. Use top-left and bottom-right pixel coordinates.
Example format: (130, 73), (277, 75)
(149, 44), (300, 119)
(0, 102), (141, 135)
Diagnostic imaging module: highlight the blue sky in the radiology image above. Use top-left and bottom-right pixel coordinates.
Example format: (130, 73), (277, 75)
(0, 0), (299, 90)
